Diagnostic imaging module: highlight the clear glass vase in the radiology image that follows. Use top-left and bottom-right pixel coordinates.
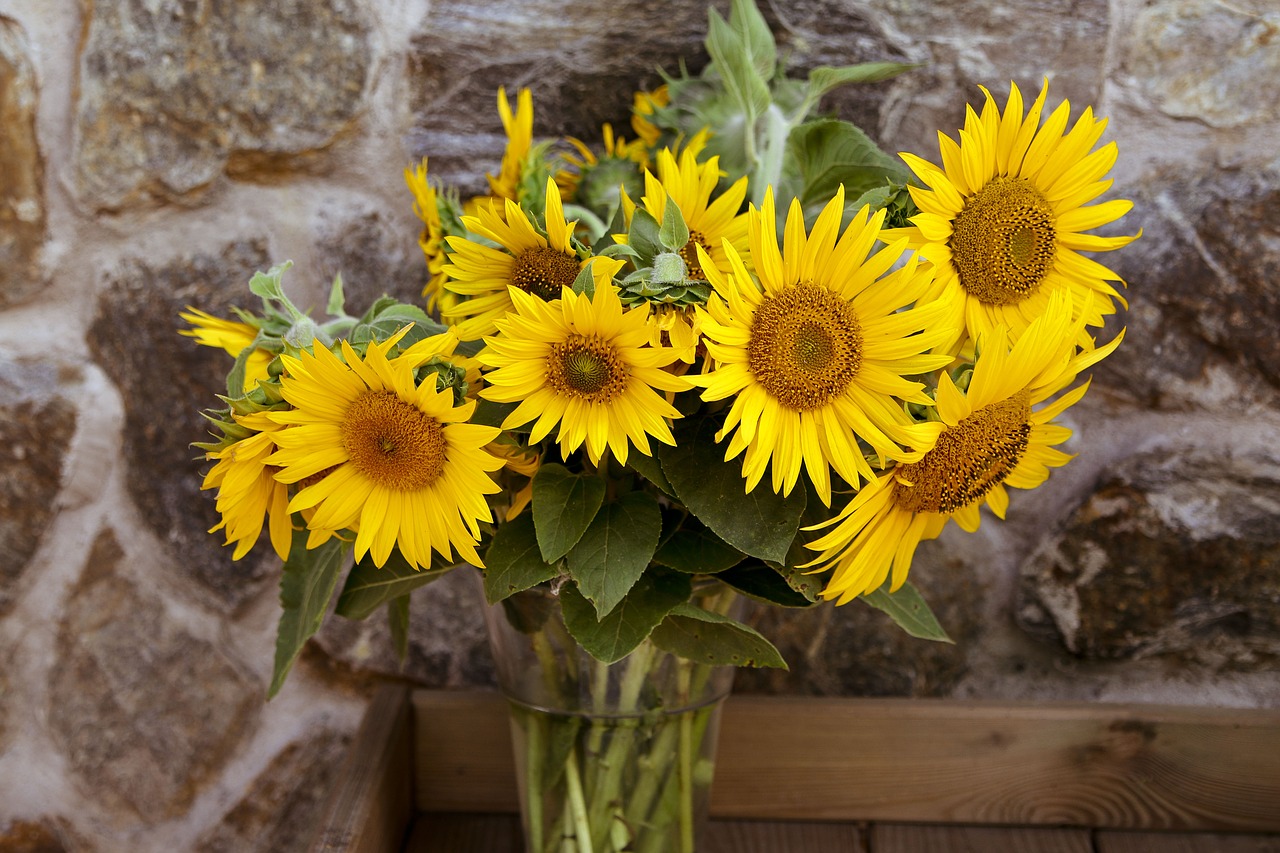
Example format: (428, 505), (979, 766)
(480, 579), (742, 853)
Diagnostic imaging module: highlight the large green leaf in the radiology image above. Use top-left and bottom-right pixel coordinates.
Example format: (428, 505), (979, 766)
(532, 464), (606, 562)
(717, 561), (817, 608)
(658, 415), (806, 565)
(269, 531), (350, 698)
(727, 0), (777, 82)
(706, 7), (770, 121)
(805, 62), (918, 104)
(483, 513), (559, 604)
(627, 450), (674, 496)
(788, 118), (911, 211)
(862, 580), (953, 642)
(650, 603), (787, 668)
(652, 521), (745, 574)
(566, 491), (663, 618)
(560, 572), (692, 663)
(335, 548), (454, 620)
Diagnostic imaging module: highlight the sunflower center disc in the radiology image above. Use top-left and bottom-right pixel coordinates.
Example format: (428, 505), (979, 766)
(893, 391), (1032, 514)
(747, 283), (863, 412)
(341, 390), (446, 491)
(950, 177), (1056, 305)
(547, 335), (628, 401)
(512, 246), (582, 301)
(679, 230), (712, 281)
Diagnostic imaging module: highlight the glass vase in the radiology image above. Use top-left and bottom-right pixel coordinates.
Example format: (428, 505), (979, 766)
(480, 579), (741, 853)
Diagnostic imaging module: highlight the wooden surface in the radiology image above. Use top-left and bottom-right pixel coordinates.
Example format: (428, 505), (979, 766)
(309, 683), (415, 853)
(413, 690), (1280, 832)
(872, 824), (1093, 853)
(1094, 832), (1280, 853)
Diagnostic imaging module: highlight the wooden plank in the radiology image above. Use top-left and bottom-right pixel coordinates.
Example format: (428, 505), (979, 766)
(1097, 831), (1280, 853)
(413, 690), (518, 813)
(872, 824), (1093, 853)
(703, 819), (863, 852)
(713, 695), (1280, 831)
(403, 813), (522, 853)
(309, 683), (414, 853)
(411, 690), (1280, 831)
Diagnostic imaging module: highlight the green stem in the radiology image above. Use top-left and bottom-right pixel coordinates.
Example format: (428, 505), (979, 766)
(585, 642), (656, 845)
(564, 746), (595, 853)
(677, 665), (695, 853)
(527, 712), (545, 853)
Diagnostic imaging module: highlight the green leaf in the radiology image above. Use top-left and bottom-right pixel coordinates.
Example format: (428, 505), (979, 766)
(806, 62), (918, 104)
(706, 8), (771, 120)
(651, 603), (787, 668)
(224, 345), (251, 399)
(531, 464), (607, 563)
(335, 548), (454, 620)
(326, 272), (346, 316)
(861, 580), (953, 642)
(248, 260), (293, 302)
(471, 398), (524, 430)
(566, 491), (663, 618)
(728, 0), (777, 82)
(560, 572), (692, 663)
(628, 208), (663, 262)
(652, 522), (744, 574)
(658, 414), (806, 564)
(788, 118), (912, 210)
(570, 259), (598, 298)
(387, 595), (410, 665)
(269, 531), (349, 698)
(718, 561), (817, 608)
(658, 199), (690, 253)
(483, 513), (559, 604)
(626, 450), (674, 496)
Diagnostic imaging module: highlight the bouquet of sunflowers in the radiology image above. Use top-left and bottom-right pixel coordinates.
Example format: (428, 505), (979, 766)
(185, 1), (1136, 849)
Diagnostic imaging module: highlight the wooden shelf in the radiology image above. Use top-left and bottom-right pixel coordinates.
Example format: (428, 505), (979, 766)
(309, 685), (1280, 853)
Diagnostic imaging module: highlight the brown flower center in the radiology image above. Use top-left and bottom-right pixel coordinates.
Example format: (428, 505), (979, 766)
(546, 335), (629, 401)
(341, 390), (446, 491)
(679, 229), (712, 281)
(893, 391), (1032, 514)
(950, 177), (1056, 305)
(512, 246), (581, 300)
(747, 283), (863, 412)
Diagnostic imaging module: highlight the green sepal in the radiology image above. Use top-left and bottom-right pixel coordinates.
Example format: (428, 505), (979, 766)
(658, 414), (806, 565)
(650, 602), (787, 668)
(566, 490), (663, 618)
(627, 208), (663, 263)
(531, 463), (607, 563)
(570, 259), (599, 298)
(658, 199), (690, 252)
(560, 571), (692, 663)
(387, 595), (411, 666)
(334, 548), (454, 621)
(268, 530), (350, 699)
(483, 513), (559, 604)
(861, 579), (953, 642)
(326, 272), (346, 316)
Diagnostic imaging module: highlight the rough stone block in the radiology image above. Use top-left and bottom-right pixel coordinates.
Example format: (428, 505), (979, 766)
(0, 18), (46, 308)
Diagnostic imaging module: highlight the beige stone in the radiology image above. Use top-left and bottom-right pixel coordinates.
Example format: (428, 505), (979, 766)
(0, 18), (45, 308)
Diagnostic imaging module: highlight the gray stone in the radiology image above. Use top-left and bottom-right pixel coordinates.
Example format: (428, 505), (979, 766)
(1123, 0), (1280, 129)
(1094, 168), (1280, 404)
(734, 556), (979, 697)
(0, 819), (70, 852)
(0, 18), (46, 308)
(73, 0), (373, 210)
(313, 204), (426, 312)
(1017, 448), (1280, 667)
(47, 528), (260, 823)
(406, 0), (715, 197)
(86, 239), (273, 611)
(314, 567), (496, 689)
(195, 728), (352, 853)
(0, 358), (78, 616)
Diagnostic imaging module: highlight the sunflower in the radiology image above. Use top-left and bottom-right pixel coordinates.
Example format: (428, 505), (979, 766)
(692, 187), (958, 506)
(442, 177), (624, 341)
(626, 134), (749, 285)
(180, 307), (273, 393)
(478, 282), (691, 466)
(558, 123), (649, 216)
(487, 87), (534, 203)
(202, 411), (293, 561)
(266, 329), (504, 569)
(805, 292), (1124, 603)
(404, 158), (457, 316)
(631, 85), (670, 148)
(888, 79), (1139, 355)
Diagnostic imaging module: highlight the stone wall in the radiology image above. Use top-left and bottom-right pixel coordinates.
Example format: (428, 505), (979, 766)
(1, 0), (1277, 849)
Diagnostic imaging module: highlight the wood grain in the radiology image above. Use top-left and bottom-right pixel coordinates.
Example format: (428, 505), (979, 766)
(404, 813), (522, 853)
(872, 824), (1093, 853)
(1096, 831), (1280, 853)
(703, 819), (863, 852)
(309, 683), (415, 853)
(410, 690), (1280, 832)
